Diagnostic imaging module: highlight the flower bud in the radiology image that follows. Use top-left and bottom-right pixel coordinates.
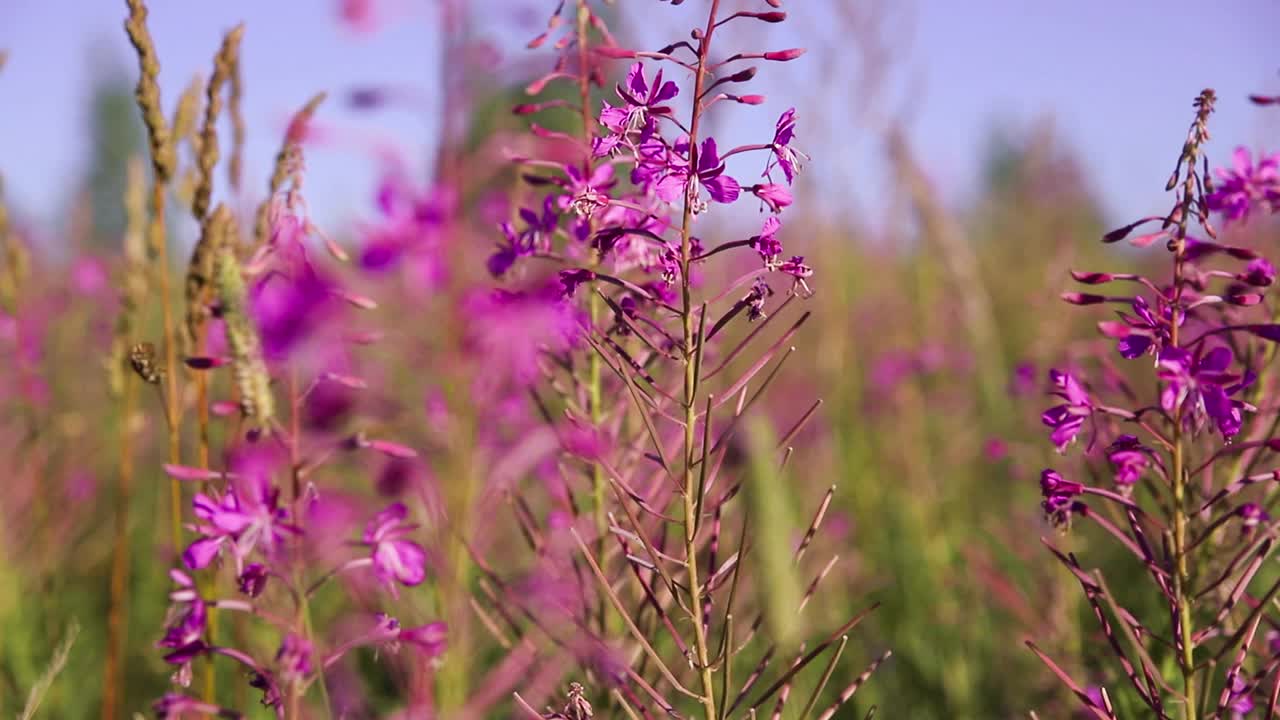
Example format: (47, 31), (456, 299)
(594, 46), (637, 59)
(763, 48), (805, 61)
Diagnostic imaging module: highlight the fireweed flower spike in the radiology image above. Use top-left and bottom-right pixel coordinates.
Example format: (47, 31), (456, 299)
(1027, 88), (1280, 719)
(497, 2), (884, 719)
(116, 26), (446, 712)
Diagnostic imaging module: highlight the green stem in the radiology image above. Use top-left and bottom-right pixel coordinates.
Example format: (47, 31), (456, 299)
(576, 0), (612, 637)
(679, 4), (723, 719)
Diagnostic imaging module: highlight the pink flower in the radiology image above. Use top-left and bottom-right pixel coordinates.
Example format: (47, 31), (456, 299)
(1206, 147), (1280, 224)
(362, 503), (428, 593)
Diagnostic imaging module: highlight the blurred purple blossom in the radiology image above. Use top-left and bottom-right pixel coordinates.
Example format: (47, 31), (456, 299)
(1206, 147), (1280, 224)
(362, 502), (428, 593)
(1042, 370), (1093, 452)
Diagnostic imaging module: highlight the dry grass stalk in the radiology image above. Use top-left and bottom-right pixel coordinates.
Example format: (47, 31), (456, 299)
(228, 53), (246, 193)
(171, 73), (205, 211)
(101, 159), (147, 720)
(19, 621), (80, 720)
(123, 0), (175, 182)
(124, 0), (184, 556)
(192, 23), (245, 221)
(0, 175), (26, 312)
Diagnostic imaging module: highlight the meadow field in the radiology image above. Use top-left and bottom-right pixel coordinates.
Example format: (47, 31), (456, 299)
(0, 2), (1278, 718)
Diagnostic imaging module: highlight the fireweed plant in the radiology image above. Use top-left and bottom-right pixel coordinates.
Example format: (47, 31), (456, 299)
(488, 1), (886, 719)
(1034, 89), (1280, 719)
(88, 0), (894, 717)
(116, 2), (454, 717)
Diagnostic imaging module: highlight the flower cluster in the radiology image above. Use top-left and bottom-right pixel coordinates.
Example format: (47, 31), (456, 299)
(1031, 89), (1280, 718)
(144, 98), (445, 715)
(476, 3), (887, 720)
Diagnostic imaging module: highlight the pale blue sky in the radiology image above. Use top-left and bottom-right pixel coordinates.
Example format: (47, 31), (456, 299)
(1, 1), (1277, 239)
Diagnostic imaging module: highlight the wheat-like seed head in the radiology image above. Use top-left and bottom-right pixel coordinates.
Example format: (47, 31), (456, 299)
(192, 24), (245, 221)
(214, 218), (274, 424)
(123, 0), (175, 182)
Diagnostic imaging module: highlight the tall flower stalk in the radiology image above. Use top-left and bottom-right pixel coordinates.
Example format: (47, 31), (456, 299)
(1033, 89), (1280, 719)
(679, 5), (728, 716)
(123, 0), (184, 556)
(500, 1), (886, 717)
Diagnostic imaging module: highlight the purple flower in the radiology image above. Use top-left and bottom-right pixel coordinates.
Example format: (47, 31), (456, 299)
(465, 287), (583, 393)
(1105, 434), (1148, 489)
(183, 478), (298, 574)
(362, 503), (428, 593)
(158, 570), (207, 669)
(779, 255), (812, 278)
(1241, 257), (1276, 287)
(1010, 361), (1037, 396)
(752, 216), (784, 267)
(153, 693), (239, 719)
(358, 175), (454, 274)
(599, 62), (678, 136)
(1082, 686), (1106, 716)
(250, 263), (335, 362)
(1228, 675), (1255, 719)
(765, 108), (808, 185)
(1238, 502), (1270, 536)
(488, 222), (528, 278)
(1206, 147), (1280, 224)
(745, 277), (774, 322)
(631, 133), (680, 197)
(778, 255), (814, 296)
(559, 163), (615, 219)
(1042, 370), (1093, 452)
(1040, 468), (1083, 526)
(559, 268), (597, 298)
(303, 377), (356, 432)
(649, 137), (740, 208)
(752, 182), (793, 213)
(399, 621), (448, 658)
(693, 137), (741, 204)
(1103, 295), (1169, 360)
(276, 634), (314, 684)
(1157, 346), (1251, 437)
(238, 563), (269, 598)
(488, 197), (559, 278)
